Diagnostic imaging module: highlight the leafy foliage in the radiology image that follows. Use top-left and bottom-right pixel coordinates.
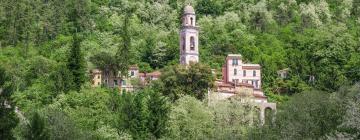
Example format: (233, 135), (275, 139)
(158, 63), (215, 101)
(22, 111), (49, 140)
(0, 0), (359, 139)
(116, 88), (170, 139)
(0, 67), (18, 140)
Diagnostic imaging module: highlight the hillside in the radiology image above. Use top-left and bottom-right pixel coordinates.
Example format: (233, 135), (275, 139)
(0, 0), (359, 139)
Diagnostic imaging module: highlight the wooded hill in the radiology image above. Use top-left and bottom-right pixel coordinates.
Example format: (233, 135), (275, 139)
(0, 0), (359, 139)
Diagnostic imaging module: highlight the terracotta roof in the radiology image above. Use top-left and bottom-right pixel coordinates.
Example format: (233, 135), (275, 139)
(236, 82), (254, 88)
(138, 73), (145, 77)
(216, 82), (234, 87)
(146, 71), (161, 76)
(217, 90), (235, 94)
(226, 55), (242, 59)
(242, 65), (261, 70)
(129, 65), (139, 70)
(253, 94), (267, 99)
(91, 69), (102, 74)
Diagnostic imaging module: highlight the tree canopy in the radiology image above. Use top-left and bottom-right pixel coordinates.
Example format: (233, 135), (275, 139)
(0, 0), (359, 139)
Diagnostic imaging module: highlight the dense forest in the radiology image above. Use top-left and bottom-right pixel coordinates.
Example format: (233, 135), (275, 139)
(0, 0), (359, 139)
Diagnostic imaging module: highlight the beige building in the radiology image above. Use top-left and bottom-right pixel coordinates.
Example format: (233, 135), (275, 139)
(90, 65), (161, 92)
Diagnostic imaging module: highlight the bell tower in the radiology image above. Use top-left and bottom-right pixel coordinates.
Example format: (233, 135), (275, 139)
(180, 5), (199, 65)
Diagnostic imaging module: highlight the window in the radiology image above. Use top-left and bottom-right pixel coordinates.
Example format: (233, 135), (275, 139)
(114, 80), (118, 86)
(97, 82), (100, 85)
(97, 75), (100, 79)
(234, 69), (237, 75)
(243, 70), (246, 76)
(122, 80), (126, 86)
(131, 71), (134, 76)
(190, 36), (195, 50)
(232, 79), (239, 84)
(232, 59), (238, 65)
(105, 79), (108, 83)
(253, 70), (256, 77)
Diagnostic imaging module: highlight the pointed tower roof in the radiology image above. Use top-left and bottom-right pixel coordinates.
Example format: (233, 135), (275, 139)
(184, 5), (195, 14)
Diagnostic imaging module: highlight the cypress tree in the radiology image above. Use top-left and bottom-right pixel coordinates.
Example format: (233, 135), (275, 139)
(147, 89), (170, 138)
(67, 35), (86, 92)
(65, 0), (90, 92)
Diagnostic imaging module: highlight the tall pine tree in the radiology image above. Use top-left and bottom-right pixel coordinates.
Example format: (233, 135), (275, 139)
(66, 0), (90, 92)
(67, 35), (86, 92)
(147, 89), (170, 138)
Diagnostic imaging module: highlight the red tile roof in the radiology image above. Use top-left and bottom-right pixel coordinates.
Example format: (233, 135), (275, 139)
(242, 66), (261, 70)
(129, 65), (139, 70)
(147, 71), (161, 76)
(236, 82), (254, 88)
(253, 94), (267, 99)
(216, 82), (234, 87)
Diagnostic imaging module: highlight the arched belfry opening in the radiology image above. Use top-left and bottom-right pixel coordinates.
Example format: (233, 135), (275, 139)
(190, 17), (194, 26)
(190, 36), (195, 50)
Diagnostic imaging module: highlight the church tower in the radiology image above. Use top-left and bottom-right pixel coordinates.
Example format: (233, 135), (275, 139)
(180, 5), (199, 65)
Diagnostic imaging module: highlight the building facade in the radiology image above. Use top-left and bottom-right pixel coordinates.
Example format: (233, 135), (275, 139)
(222, 54), (262, 89)
(90, 65), (161, 92)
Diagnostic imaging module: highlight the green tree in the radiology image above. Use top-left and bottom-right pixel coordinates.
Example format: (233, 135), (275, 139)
(90, 51), (118, 74)
(196, 0), (223, 17)
(117, 91), (150, 139)
(272, 90), (345, 139)
(67, 35), (86, 91)
(114, 2), (137, 78)
(209, 97), (260, 139)
(116, 88), (170, 139)
(24, 111), (49, 140)
(166, 96), (214, 139)
(328, 84), (360, 139)
(0, 66), (19, 140)
(45, 108), (87, 140)
(147, 88), (170, 138)
(158, 63), (215, 101)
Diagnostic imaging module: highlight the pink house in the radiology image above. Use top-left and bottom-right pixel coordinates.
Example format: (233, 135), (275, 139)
(215, 54), (268, 103)
(222, 54), (261, 89)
